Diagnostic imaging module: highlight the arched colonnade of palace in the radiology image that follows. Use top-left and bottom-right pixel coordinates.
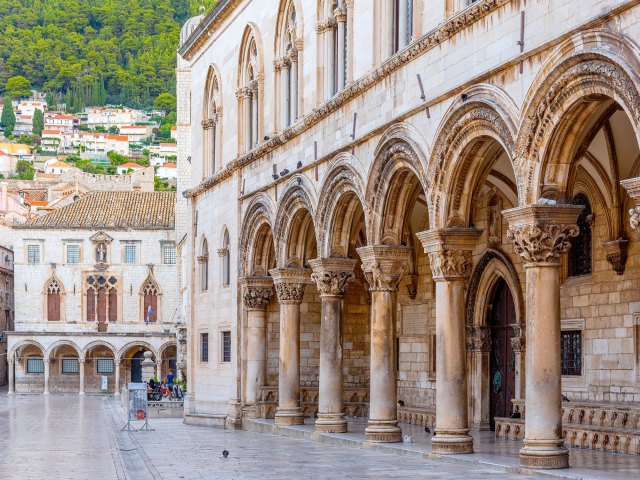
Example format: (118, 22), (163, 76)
(236, 31), (640, 468)
(7, 339), (177, 396)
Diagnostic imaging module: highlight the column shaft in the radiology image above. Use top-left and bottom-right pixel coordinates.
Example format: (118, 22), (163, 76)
(44, 359), (50, 395)
(326, 27), (336, 98)
(114, 361), (121, 396)
(289, 57), (298, 122)
(398, 0), (408, 50)
(277, 302), (302, 423)
(246, 308), (268, 405)
(336, 20), (346, 90)
(250, 88), (258, 147)
(7, 359), (14, 395)
(79, 359), (85, 395)
(156, 361), (162, 382)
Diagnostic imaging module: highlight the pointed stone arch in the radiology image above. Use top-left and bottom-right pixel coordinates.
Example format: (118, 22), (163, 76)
(140, 268), (161, 323)
(43, 270), (65, 322)
(238, 23), (265, 153)
(240, 193), (277, 277)
(316, 152), (368, 257)
(427, 85), (518, 229)
(203, 64), (223, 175)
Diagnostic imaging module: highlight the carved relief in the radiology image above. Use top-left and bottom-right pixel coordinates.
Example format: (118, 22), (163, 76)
(243, 286), (274, 310)
(428, 250), (473, 280)
(274, 282), (306, 303)
(357, 246), (410, 292)
(466, 326), (492, 352)
(487, 194), (502, 247)
(507, 224), (578, 265)
(629, 206), (640, 237)
(510, 336), (526, 353)
(602, 239), (628, 276)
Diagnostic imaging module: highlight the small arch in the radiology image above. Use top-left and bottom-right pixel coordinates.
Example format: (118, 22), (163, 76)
(117, 342), (158, 363)
(82, 340), (117, 360)
(140, 271), (161, 323)
(199, 236), (209, 291)
(10, 339), (46, 360)
(240, 193), (277, 277)
(221, 228), (231, 286)
(46, 339), (82, 360)
(44, 272), (65, 322)
(238, 23), (265, 153)
(202, 64), (223, 175)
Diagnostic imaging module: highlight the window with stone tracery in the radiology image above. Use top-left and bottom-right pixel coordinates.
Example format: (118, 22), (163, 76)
(203, 69), (221, 177)
(86, 275), (118, 328)
(319, 0), (349, 99)
(46, 278), (62, 322)
(238, 34), (261, 153)
(568, 193), (593, 277)
(392, 0), (413, 54)
(142, 280), (159, 323)
(276, 0), (299, 129)
(221, 230), (230, 287)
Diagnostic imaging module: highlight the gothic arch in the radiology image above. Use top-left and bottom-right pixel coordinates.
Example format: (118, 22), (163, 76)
(366, 123), (430, 245)
(238, 23), (265, 153)
(516, 29), (640, 203)
(202, 64), (223, 175)
(316, 152), (368, 257)
(273, 175), (318, 267)
(43, 271), (65, 322)
(240, 193), (277, 277)
(428, 85), (519, 229)
(465, 249), (524, 330)
(139, 270), (161, 323)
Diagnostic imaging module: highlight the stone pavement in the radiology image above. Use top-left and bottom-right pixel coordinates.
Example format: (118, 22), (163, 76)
(1, 392), (638, 479)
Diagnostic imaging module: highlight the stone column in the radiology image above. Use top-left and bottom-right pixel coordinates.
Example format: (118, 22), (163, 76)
(503, 204), (582, 469)
(335, 6), (346, 91)
(289, 49), (299, 122)
(277, 59), (290, 130)
(269, 268), (310, 425)
(114, 360), (121, 396)
(467, 326), (491, 430)
(309, 257), (356, 433)
(79, 358), (85, 396)
(511, 332), (526, 400)
(44, 358), (50, 395)
(7, 358), (14, 395)
(418, 228), (480, 454)
(621, 177), (640, 237)
(326, 20), (336, 97)
(250, 80), (259, 147)
(241, 277), (274, 407)
(156, 360), (162, 382)
(237, 87), (251, 152)
(356, 245), (411, 442)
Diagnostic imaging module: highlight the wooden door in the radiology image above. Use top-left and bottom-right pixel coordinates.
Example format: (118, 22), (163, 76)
(489, 279), (516, 430)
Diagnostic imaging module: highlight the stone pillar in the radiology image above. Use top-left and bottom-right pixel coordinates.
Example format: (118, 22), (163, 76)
(241, 277), (274, 407)
(326, 20), (336, 97)
(238, 87), (251, 152)
(44, 358), (50, 395)
(289, 50), (298, 122)
(277, 59), (290, 130)
(114, 360), (121, 396)
(511, 331), (526, 401)
(621, 177), (640, 237)
(7, 358), (14, 395)
(467, 326), (491, 430)
(356, 245), (411, 442)
(309, 257), (356, 433)
(418, 228), (480, 454)
(141, 351), (156, 384)
(156, 360), (162, 382)
(269, 268), (310, 425)
(79, 358), (85, 396)
(503, 204), (582, 469)
(250, 80), (259, 147)
(335, 7), (346, 91)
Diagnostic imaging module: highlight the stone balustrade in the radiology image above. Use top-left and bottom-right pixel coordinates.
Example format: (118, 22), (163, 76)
(495, 399), (640, 454)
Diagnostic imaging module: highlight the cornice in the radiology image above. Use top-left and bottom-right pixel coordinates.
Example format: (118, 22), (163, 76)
(182, 0), (510, 199)
(179, 0), (237, 60)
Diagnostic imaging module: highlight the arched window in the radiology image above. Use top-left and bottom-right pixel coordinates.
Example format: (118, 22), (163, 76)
(86, 275), (118, 331)
(238, 31), (261, 153)
(46, 278), (62, 321)
(221, 230), (230, 287)
(319, 1), (349, 99)
(199, 238), (209, 291)
(568, 194), (593, 277)
(276, 1), (299, 129)
(392, 0), (413, 54)
(142, 280), (159, 323)
(203, 69), (221, 177)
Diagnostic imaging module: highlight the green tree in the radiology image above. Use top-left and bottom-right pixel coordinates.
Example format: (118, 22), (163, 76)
(15, 160), (34, 180)
(32, 109), (44, 136)
(108, 125), (120, 135)
(45, 91), (57, 111)
(4, 76), (32, 98)
(1, 96), (15, 134)
(153, 93), (176, 113)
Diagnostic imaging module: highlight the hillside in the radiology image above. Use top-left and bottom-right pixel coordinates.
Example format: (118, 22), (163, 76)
(0, 0), (216, 108)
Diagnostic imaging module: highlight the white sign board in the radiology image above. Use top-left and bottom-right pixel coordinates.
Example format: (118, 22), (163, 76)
(101, 376), (108, 391)
(127, 382), (148, 421)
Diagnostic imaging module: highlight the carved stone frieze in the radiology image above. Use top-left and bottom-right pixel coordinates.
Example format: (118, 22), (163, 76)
(502, 205), (583, 266)
(466, 326), (492, 352)
(308, 258), (357, 297)
(243, 286), (274, 310)
(428, 250), (473, 280)
(356, 245), (411, 292)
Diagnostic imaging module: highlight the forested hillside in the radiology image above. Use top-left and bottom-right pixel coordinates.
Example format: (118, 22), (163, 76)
(0, 0), (216, 108)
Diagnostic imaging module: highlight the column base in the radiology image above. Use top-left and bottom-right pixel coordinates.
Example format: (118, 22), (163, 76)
(431, 429), (474, 454)
(114, 392), (120, 397)
(275, 407), (304, 426)
(7, 392), (14, 396)
(365, 419), (402, 443)
(78, 392), (85, 396)
(43, 391), (50, 395)
(520, 441), (569, 469)
(315, 413), (347, 433)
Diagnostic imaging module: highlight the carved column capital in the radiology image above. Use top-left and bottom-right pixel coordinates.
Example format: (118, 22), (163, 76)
(241, 277), (274, 311)
(217, 248), (229, 257)
(355, 245), (411, 292)
(511, 336), (526, 353)
(417, 228), (481, 281)
(308, 257), (356, 297)
(602, 238), (629, 275)
(334, 7), (347, 22)
(629, 206), (640, 236)
(502, 205), (583, 266)
(466, 326), (492, 352)
(269, 268), (310, 304)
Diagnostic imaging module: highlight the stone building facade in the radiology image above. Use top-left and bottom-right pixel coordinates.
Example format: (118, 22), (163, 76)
(7, 191), (178, 396)
(0, 245), (14, 386)
(178, 0), (640, 468)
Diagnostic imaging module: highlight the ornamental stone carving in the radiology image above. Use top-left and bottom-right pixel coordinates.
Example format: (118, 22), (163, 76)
(243, 286), (274, 310)
(602, 239), (628, 276)
(269, 268), (310, 304)
(621, 178), (640, 237)
(630, 206), (640, 236)
(427, 250), (473, 280)
(466, 326), (492, 352)
(510, 336), (526, 353)
(502, 205), (583, 266)
(416, 228), (481, 281)
(356, 245), (411, 292)
(308, 258), (357, 297)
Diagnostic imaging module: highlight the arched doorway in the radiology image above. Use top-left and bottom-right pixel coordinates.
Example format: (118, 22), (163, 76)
(488, 278), (516, 430)
(131, 350), (145, 383)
